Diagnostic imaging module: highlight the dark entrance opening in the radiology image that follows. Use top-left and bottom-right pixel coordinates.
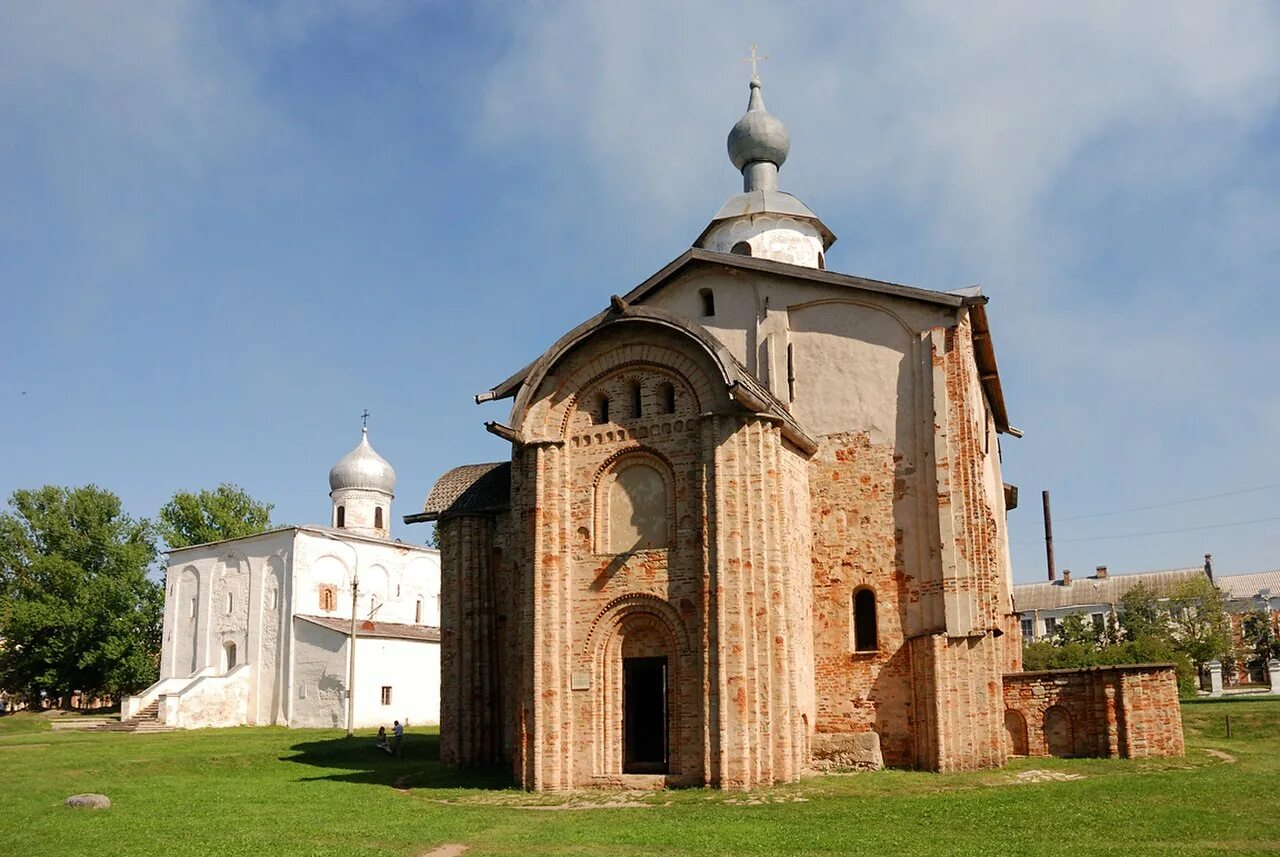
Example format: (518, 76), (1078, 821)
(623, 656), (668, 774)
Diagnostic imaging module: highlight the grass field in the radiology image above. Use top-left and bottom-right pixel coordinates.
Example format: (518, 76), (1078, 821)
(1, 698), (1277, 856)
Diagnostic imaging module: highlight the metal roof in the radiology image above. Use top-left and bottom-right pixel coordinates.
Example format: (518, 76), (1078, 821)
(478, 249), (1011, 430)
(1013, 567), (1208, 612)
(694, 190), (836, 250)
(296, 614), (441, 642)
(406, 461), (511, 524)
(1215, 570), (1280, 600)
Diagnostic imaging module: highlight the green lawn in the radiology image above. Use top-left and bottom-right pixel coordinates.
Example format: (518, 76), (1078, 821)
(1, 699), (1277, 856)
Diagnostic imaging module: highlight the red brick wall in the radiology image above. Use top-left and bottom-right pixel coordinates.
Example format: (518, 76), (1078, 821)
(1002, 665), (1184, 759)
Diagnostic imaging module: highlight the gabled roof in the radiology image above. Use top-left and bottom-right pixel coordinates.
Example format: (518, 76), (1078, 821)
(405, 461), (511, 524)
(1013, 567), (1208, 613)
(476, 248), (1012, 434)
(1215, 570), (1280, 600)
(296, 614), (441, 642)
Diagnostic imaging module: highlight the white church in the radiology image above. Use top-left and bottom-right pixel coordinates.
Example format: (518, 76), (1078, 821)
(124, 429), (441, 730)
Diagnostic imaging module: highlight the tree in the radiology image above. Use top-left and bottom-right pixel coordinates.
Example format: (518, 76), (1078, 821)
(1166, 576), (1232, 671)
(1053, 613), (1100, 648)
(0, 486), (161, 706)
(1239, 609), (1280, 677)
(157, 483), (274, 550)
(1117, 582), (1168, 642)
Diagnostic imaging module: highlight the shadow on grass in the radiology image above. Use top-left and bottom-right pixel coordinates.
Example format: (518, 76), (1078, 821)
(282, 732), (512, 791)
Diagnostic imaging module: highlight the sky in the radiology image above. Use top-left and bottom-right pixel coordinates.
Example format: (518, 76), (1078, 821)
(2, 0), (1278, 584)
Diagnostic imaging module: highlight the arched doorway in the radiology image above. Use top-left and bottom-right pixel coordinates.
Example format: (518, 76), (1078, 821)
(1004, 709), (1029, 756)
(619, 618), (670, 774)
(1044, 706), (1073, 757)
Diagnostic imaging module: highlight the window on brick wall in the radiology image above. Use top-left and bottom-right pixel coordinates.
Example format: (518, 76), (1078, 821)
(380, 686), (392, 705)
(852, 588), (878, 652)
(320, 585), (337, 612)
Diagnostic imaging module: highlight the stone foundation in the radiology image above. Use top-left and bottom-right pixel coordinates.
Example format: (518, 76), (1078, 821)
(810, 732), (884, 771)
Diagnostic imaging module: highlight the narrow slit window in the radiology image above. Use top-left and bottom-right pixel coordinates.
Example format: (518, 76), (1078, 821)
(631, 382), (643, 418)
(595, 394), (610, 424)
(659, 382), (676, 414)
(336, 505), (346, 528)
(375, 507), (384, 529)
(699, 288), (715, 317)
(380, 686), (392, 705)
(853, 589), (878, 652)
(225, 592), (234, 615)
(817, 251), (825, 270)
(415, 598), (423, 624)
(786, 343), (796, 402)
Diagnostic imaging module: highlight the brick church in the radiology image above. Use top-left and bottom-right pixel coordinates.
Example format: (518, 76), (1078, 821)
(411, 73), (1183, 790)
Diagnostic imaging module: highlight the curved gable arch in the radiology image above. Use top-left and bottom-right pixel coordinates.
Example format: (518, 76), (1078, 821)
(510, 309), (743, 440)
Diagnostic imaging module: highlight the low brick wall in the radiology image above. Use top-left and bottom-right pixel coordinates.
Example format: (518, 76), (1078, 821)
(1002, 664), (1184, 759)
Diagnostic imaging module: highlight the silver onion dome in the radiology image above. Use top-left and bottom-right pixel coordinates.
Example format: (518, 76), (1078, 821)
(328, 428), (396, 495)
(727, 78), (790, 174)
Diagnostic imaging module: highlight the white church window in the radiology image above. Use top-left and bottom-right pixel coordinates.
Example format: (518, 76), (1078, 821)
(380, 686), (392, 705)
(223, 641), (237, 672)
(336, 505), (346, 528)
(189, 597), (197, 619)
(415, 599), (423, 624)
(225, 592), (234, 615)
(731, 240), (751, 256)
(375, 507), (384, 529)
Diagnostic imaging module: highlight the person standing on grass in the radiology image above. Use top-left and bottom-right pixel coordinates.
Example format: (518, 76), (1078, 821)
(392, 719), (404, 756)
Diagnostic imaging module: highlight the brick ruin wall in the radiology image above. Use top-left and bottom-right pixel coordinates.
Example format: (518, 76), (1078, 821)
(1002, 665), (1184, 759)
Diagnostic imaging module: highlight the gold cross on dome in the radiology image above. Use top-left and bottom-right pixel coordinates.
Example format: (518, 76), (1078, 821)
(743, 44), (768, 81)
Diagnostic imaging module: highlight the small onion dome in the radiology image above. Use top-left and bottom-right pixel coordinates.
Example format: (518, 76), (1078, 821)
(328, 428), (396, 495)
(727, 79), (790, 173)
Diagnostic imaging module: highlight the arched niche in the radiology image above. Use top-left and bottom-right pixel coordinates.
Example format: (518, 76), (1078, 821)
(594, 451), (673, 555)
(1044, 705), (1073, 757)
(1004, 709), (1028, 756)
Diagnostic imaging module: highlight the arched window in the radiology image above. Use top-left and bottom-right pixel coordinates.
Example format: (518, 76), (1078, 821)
(659, 382), (676, 414)
(375, 507), (384, 529)
(631, 382), (643, 418)
(817, 251), (825, 270)
(607, 461), (668, 553)
(593, 394), (610, 425)
(699, 288), (715, 317)
(336, 505), (346, 528)
(223, 641), (237, 672)
(320, 585), (337, 612)
(731, 240), (752, 256)
(853, 588), (878, 652)
(415, 598), (423, 624)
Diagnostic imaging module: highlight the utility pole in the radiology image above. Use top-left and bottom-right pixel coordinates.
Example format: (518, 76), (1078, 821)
(1042, 490), (1056, 582)
(346, 571), (359, 738)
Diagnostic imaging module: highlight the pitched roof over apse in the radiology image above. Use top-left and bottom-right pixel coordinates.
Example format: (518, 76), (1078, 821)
(1216, 570), (1280, 600)
(1013, 567), (1209, 612)
(404, 461), (512, 524)
(296, 614), (441, 642)
(476, 249), (1013, 434)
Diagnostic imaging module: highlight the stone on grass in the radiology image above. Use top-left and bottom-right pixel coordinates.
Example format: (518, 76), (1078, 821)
(65, 793), (111, 809)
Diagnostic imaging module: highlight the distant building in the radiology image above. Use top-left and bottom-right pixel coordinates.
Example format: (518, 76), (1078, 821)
(124, 429), (441, 729)
(1216, 570), (1280, 685)
(1013, 562), (1210, 642)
